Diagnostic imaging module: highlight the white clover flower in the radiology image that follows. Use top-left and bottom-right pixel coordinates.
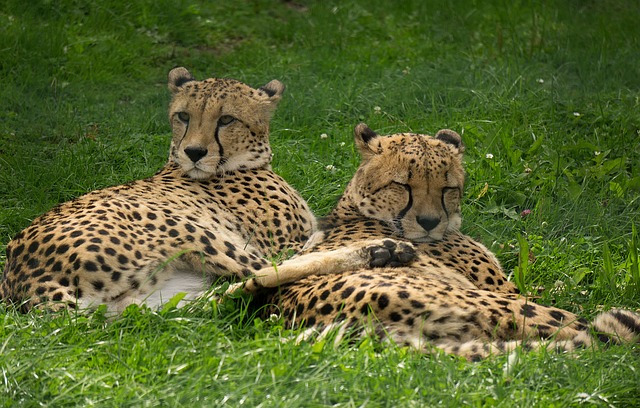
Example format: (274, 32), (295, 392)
(485, 153), (494, 159)
(573, 112), (581, 117)
(339, 142), (346, 147)
(320, 133), (328, 139)
(325, 164), (337, 172)
(536, 78), (544, 84)
(373, 106), (382, 114)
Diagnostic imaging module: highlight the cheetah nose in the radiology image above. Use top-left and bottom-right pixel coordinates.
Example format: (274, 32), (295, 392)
(184, 146), (208, 163)
(416, 215), (440, 231)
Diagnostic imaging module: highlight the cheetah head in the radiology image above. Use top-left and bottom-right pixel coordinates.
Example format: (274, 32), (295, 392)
(167, 67), (285, 179)
(345, 123), (465, 242)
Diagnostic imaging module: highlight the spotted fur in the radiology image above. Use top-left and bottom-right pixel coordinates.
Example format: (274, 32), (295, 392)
(0, 68), (317, 312)
(257, 124), (640, 360)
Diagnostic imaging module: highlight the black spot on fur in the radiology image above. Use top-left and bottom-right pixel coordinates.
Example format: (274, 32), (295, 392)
(320, 303), (334, 315)
(308, 296), (318, 309)
(377, 294), (390, 310)
(390, 312), (402, 322)
(341, 286), (355, 299)
(332, 281), (345, 292)
(398, 291), (410, 299)
(520, 304), (537, 318)
(27, 241), (39, 253)
(549, 310), (566, 322)
(410, 300), (425, 309)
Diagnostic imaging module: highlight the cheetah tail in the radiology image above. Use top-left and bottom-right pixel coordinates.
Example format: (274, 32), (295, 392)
(588, 308), (640, 345)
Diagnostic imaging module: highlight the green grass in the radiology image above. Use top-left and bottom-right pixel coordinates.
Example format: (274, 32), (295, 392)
(1, 0), (640, 406)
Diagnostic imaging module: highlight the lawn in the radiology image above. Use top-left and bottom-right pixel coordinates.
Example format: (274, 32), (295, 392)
(1, 0), (639, 406)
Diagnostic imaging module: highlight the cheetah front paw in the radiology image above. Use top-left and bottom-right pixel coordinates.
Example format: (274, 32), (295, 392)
(367, 239), (416, 268)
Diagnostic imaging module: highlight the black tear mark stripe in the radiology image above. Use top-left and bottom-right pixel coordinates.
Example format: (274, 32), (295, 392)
(394, 184), (413, 233)
(440, 189), (449, 218)
(214, 125), (225, 162)
(178, 115), (189, 145)
(440, 187), (460, 217)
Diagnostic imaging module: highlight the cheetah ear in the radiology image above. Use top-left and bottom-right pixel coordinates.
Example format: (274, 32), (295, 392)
(354, 123), (382, 158)
(168, 67), (195, 94)
(259, 80), (286, 102)
(435, 129), (465, 153)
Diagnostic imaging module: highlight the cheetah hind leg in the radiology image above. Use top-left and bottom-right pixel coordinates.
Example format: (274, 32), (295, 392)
(225, 239), (416, 295)
(289, 309), (640, 361)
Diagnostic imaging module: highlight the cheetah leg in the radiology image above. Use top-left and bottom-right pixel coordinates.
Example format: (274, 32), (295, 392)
(296, 310), (640, 361)
(428, 339), (593, 361)
(225, 239), (416, 295)
(411, 309), (640, 360)
(157, 233), (276, 281)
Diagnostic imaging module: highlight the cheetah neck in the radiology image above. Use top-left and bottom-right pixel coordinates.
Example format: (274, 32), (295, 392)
(318, 200), (393, 235)
(330, 193), (360, 216)
(158, 160), (272, 181)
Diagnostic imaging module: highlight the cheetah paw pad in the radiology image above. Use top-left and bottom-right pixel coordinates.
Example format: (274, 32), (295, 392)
(367, 239), (416, 268)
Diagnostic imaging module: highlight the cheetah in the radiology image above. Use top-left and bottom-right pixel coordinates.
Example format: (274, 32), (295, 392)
(235, 123), (515, 295)
(244, 123), (640, 360)
(1, 68), (413, 313)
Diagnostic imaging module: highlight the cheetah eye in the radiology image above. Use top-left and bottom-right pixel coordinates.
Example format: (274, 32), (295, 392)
(390, 181), (409, 188)
(177, 112), (190, 123)
(218, 115), (236, 126)
(442, 187), (460, 199)
(371, 181), (408, 196)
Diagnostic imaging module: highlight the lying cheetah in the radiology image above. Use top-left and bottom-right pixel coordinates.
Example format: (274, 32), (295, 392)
(0, 69), (411, 313)
(246, 124), (640, 360)
(236, 123), (515, 294)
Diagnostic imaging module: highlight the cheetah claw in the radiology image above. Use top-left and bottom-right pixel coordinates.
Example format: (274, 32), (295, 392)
(367, 239), (416, 268)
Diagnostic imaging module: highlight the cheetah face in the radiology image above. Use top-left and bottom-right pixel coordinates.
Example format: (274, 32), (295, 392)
(167, 67), (285, 180)
(347, 124), (465, 242)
